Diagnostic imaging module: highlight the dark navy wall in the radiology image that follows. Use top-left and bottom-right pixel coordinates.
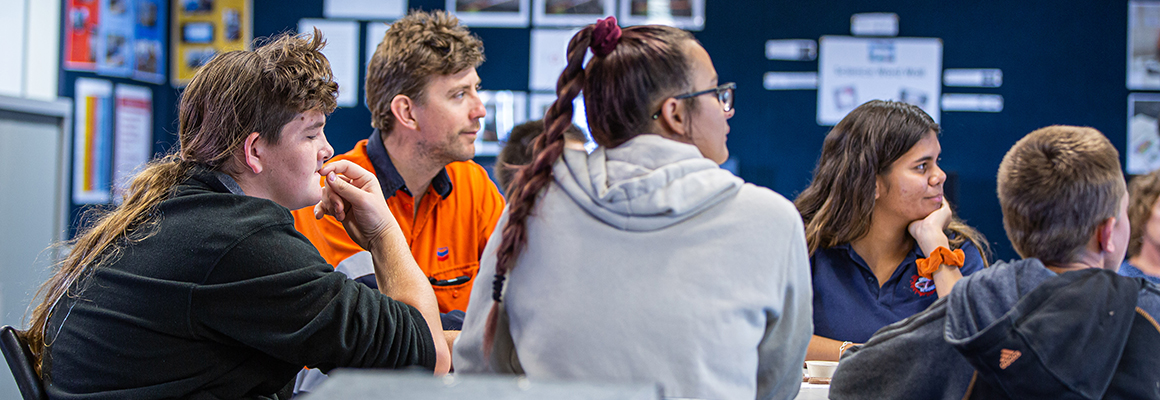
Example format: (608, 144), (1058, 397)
(69, 1), (1130, 262)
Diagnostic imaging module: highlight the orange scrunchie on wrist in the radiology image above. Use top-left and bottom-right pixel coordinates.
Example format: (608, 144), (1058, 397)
(916, 246), (965, 280)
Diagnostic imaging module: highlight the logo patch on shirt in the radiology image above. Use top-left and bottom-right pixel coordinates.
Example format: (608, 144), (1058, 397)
(910, 275), (936, 296)
(436, 247), (449, 261)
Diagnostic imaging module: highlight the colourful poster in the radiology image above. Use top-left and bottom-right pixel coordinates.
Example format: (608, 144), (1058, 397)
(73, 78), (115, 204)
(97, 0), (134, 77)
(113, 84), (153, 203)
(64, 0), (101, 70)
(172, 0), (252, 87)
(134, 0), (167, 83)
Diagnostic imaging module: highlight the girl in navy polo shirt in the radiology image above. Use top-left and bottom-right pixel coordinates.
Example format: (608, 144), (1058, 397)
(794, 100), (990, 361)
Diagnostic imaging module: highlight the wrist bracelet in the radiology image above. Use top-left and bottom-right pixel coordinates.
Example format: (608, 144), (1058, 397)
(838, 341), (853, 357)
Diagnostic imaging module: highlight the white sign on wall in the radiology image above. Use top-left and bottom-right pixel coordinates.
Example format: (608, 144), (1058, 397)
(817, 36), (943, 125)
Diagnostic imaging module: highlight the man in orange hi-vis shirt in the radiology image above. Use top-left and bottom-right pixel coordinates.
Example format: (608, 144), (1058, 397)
(292, 10), (503, 321)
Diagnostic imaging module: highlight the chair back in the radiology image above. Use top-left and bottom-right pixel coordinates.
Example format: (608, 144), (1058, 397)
(0, 325), (46, 400)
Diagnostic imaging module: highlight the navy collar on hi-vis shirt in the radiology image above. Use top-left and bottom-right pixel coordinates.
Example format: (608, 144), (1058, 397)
(365, 129), (453, 200)
(809, 239), (985, 343)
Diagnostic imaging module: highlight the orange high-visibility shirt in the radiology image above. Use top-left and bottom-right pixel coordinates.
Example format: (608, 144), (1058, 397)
(292, 133), (504, 313)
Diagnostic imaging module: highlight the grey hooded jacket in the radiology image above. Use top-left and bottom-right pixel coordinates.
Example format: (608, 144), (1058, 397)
(454, 135), (813, 400)
(831, 258), (1160, 399)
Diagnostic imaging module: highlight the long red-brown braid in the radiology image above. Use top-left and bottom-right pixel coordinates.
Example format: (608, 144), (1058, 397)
(481, 25), (595, 356)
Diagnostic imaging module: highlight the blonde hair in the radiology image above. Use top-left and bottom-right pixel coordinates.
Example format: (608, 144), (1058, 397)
(997, 125), (1125, 264)
(22, 30), (337, 375)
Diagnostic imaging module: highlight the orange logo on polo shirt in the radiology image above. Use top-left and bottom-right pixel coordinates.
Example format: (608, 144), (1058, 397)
(436, 247), (450, 261)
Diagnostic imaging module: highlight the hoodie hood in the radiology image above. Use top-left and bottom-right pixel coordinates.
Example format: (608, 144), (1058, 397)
(552, 134), (743, 232)
(944, 259), (1142, 399)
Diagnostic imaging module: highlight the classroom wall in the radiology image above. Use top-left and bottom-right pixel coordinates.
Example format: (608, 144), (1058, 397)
(65, 1), (1130, 263)
(229, 0), (1128, 263)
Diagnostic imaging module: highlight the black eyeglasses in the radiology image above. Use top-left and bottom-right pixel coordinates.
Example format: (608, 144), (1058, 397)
(652, 82), (736, 119)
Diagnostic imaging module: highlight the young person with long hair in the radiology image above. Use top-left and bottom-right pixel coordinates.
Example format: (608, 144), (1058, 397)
(454, 17), (812, 400)
(22, 31), (449, 399)
(1123, 169), (1160, 283)
(795, 100), (990, 361)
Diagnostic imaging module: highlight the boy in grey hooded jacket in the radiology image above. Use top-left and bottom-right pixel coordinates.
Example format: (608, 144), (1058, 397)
(830, 125), (1160, 399)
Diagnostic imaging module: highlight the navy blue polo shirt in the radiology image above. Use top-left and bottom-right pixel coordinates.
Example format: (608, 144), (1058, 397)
(811, 240), (984, 343)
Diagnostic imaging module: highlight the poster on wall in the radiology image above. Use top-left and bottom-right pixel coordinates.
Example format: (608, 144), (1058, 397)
(112, 84), (153, 203)
(1128, 93), (1160, 175)
(817, 36), (943, 125)
(365, 22), (390, 77)
(529, 28), (578, 91)
(134, 0), (167, 83)
(97, 0), (134, 77)
(1129, 1), (1160, 90)
(299, 19), (359, 107)
(532, 0), (614, 27)
(73, 78), (115, 204)
(474, 91), (527, 156)
(618, 0), (704, 31)
(448, 0), (530, 28)
(64, 0), (101, 70)
(324, 0), (405, 20)
(172, 0), (252, 87)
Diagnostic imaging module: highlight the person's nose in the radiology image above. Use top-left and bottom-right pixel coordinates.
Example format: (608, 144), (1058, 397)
(930, 164), (946, 186)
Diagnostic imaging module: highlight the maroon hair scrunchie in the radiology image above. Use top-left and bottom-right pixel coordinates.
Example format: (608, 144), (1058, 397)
(591, 16), (621, 56)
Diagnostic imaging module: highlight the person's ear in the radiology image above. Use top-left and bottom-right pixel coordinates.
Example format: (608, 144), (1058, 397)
(391, 94), (419, 131)
(1098, 216), (1117, 254)
(656, 98), (688, 138)
(242, 132), (264, 174)
(874, 177), (882, 200)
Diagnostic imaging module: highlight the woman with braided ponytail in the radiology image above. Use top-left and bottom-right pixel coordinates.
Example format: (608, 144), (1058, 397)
(454, 17), (811, 399)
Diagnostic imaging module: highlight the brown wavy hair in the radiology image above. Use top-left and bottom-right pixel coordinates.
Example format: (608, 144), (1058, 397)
(794, 100), (989, 259)
(1128, 170), (1160, 257)
(481, 23), (697, 350)
(22, 30), (337, 375)
(366, 10), (484, 135)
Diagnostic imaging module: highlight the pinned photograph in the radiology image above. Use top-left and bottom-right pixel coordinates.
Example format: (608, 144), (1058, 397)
(1129, 93), (1160, 175)
(449, 0), (530, 28)
(475, 91), (528, 156)
(184, 47), (217, 69)
(1130, 1), (1160, 89)
(533, 0), (615, 27)
(223, 8), (241, 41)
(618, 0), (704, 31)
(182, 0), (214, 13)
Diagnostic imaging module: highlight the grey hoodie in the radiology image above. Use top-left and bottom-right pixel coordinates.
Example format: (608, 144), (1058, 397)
(454, 135), (813, 400)
(831, 258), (1160, 399)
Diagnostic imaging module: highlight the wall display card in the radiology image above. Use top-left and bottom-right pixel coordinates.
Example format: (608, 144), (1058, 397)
(474, 90), (528, 156)
(529, 28), (579, 91)
(325, 0), (405, 20)
(1129, 93), (1160, 174)
(133, 0), (167, 83)
(97, 0), (135, 78)
(73, 78), (115, 204)
(448, 0), (530, 28)
(940, 93), (1003, 112)
(763, 72), (818, 90)
(299, 19), (359, 107)
(943, 68), (1002, 87)
(817, 36), (943, 125)
(64, 0), (101, 70)
(112, 84), (153, 203)
(533, 0), (614, 27)
(765, 39), (816, 61)
(618, 0), (704, 31)
(365, 22), (390, 80)
(528, 93), (594, 152)
(850, 13), (899, 37)
(172, 0), (252, 87)
(1129, 1), (1160, 90)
